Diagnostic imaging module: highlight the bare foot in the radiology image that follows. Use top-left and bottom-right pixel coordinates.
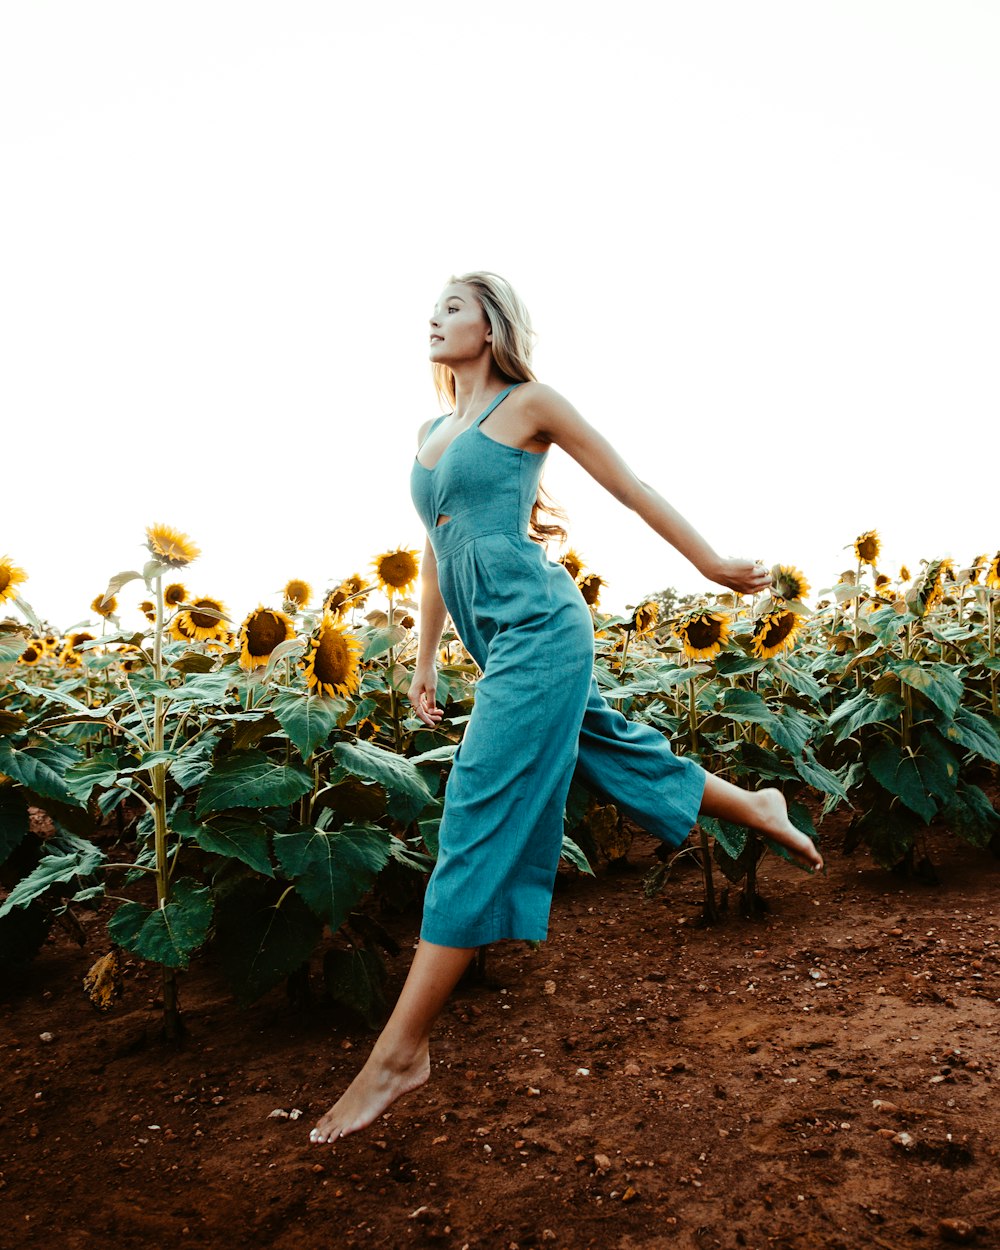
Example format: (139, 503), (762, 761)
(309, 1043), (430, 1144)
(754, 789), (824, 873)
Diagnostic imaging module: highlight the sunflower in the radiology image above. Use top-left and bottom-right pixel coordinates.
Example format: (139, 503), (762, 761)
(19, 639), (43, 666)
(853, 530), (880, 566)
(672, 609), (730, 661)
(899, 565), (911, 583)
(400, 613), (416, 630)
(59, 645), (83, 669)
(42, 634), (59, 652)
(874, 573), (895, 601)
(751, 608), (802, 659)
(630, 601), (658, 636)
(302, 612), (363, 698)
(283, 578), (312, 607)
(559, 549), (585, 580)
(238, 606), (295, 670)
(175, 596), (230, 642)
(578, 573), (604, 607)
(169, 614), (196, 642)
(164, 582), (188, 607)
(69, 631), (95, 651)
(905, 559), (949, 618)
(963, 555), (988, 585)
(145, 524), (200, 569)
(91, 594), (117, 619)
(770, 564), (810, 604)
(372, 549), (419, 598)
(138, 600), (156, 622)
(986, 553), (1000, 592)
(0, 555), (27, 605)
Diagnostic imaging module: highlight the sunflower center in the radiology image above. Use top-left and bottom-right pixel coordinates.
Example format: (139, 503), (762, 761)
(378, 554), (418, 588)
(313, 628), (352, 686)
(687, 617), (721, 649)
(189, 601), (222, 629)
(0, 569), (9, 593)
(247, 612), (286, 655)
(760, 613), (795, 647)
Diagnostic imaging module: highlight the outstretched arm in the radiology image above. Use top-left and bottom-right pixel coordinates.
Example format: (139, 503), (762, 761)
(524, 385), (772, 595)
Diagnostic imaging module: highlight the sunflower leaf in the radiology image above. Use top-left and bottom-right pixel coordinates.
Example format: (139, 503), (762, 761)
(0, 740), (87, 808)
(891, 660), (964, 720)
(940, 706), (1000, 765)
(828, 689), (905, 743)
(64, 749), (127, 801)
(194, 750), (312, 817)
(942, 783), (1000, 849)
(560, 832), (594, 875)
(332, 740), (434, 822)
(174, 809), (274, 877)
(0, 836), (105, 918)
(362, 626), (408, 661)
(102, 570), (143, 605)
(212, 877), (322, 1005)
(107, 877), (213, 970)
(323, 945), (388, 1029)
(0, 632), (30, 676)
(273, 824), (392, 931)
(868, 740), (957, 822)
(271, 690), (340, 761)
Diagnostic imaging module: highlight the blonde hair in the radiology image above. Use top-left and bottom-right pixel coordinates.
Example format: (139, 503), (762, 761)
(433, 271), (567, 545)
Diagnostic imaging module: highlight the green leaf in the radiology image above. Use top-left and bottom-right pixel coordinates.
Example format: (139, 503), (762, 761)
(64, 749), (126, 801)
(941, 706), (1000, 765)
(169, 670), (232, 707)
(737, 742), (799, 782)
(829, 689), (905, 743)
(0, 837), (105, 918)
(362, 625), (407, 661)
(107, 877), (213, 970)
(102, 569), (143, 604)
(868, 739), (957, 822)
(212, 877), (322, 1005)
(0, 740), (87, 808)
(273, 824), (391, 930)
(175, 809), (274, 877)
(323, 945), (388, 1029)
(332, 740), (434, 822)
(701, 814), (748, 861)
(712, 652), (765, 677)
(170, 732), (220, 790)
(766, 706), (815, 755)
(0, 710), (28, 736)
(943, 783), (1000, 849)
(195, 750), (312, 817)
(0, 632), (29, 675)
(271, 690), (340, 761)
(772, 660), (825, 702)
(892, 660), (963, 720)
(409, 744), (460, 766)
(0, 787), (29, 868)
(792, 750), (849, 800)
(559, 833), (594, 875)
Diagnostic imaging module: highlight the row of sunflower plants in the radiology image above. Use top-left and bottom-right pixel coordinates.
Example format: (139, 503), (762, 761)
(560, 538), (1000, 919)
(0, 529), (489, 1036)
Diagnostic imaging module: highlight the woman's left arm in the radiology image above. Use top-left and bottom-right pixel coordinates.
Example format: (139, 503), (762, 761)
(524, 384), (771, 596)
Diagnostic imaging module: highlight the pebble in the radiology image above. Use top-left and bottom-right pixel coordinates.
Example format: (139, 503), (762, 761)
(594, 1153), (611, 1174)
(39, 1033), (54, 1044)
(938, 1217), (976, 1244)
(543, 981), (556, 995)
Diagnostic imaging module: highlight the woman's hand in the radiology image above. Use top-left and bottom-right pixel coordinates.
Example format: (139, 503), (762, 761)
(408, 663), (443, 727)
(709, 558), (773, 595)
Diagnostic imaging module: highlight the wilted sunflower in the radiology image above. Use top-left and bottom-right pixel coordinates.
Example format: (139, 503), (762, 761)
(139, 600), (156, 623)
(400, 613), (416, 630)
(578, 573), (604, 607)
(630, 601), (658, 636)
(770, 564), (810, 604)
(177, 596), (230, 641)
(0, 555), (27, 605)
(372, 548), (419, 598)
(672, 609), (730, 661)
(874, 573), (895, 600)
(559, 549), (585, 580)
(91, 594), (117, 619)
(283, 578), (312, 608)
(986, 553), (1000, 592)
(302, 612), (363, 698)
(853, 530), (880, 566)
(751, 608), (802, 659)
(906, 559), (949, 617)
(145, 524), (200, 569)
(19, 639), (43, 666)
(963, 555), (988, 585)
(164, 582), (187, 607)
(239, 606), (295, 670)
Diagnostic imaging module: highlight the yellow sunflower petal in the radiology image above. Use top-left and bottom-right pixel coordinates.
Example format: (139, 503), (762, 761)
(853, 530), (880, 566)
(239, 606), (296, 670)
(751, 608), (801, 659)
(145, 523), (200, 569)
(301, 612), (363, 698)
(672, 610), (730, 661)
(0, 555), (28, 605)
(372, 548), (420, 597)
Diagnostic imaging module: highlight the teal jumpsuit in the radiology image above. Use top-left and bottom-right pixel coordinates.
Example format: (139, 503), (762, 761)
(410, 383), (706, 948)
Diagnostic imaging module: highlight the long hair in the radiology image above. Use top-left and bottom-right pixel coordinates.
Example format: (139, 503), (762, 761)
(433, 270), (568, 546)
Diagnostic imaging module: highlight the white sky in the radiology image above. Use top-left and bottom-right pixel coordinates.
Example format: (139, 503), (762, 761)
(2, 1), (998, 632)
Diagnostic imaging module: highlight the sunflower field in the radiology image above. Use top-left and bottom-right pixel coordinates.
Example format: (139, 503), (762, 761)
(1, 528), (998, 1036)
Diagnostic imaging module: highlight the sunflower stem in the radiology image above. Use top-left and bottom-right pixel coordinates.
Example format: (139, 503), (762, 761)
(988, 595), (998, 719)
(687, 668), (699, 755)
(150, 571), (181, 1041)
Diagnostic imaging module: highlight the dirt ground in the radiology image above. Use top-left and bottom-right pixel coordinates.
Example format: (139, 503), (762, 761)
(2, 816), (999, 1250)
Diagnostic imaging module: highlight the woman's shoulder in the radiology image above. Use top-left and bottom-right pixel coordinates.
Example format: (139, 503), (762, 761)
(417, 414), (446, 444)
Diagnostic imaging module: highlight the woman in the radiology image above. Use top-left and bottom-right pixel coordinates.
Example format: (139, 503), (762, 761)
(310, 272), (822, 1146)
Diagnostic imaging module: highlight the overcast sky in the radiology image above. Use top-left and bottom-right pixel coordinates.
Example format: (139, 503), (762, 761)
(2, 1), (997, 632)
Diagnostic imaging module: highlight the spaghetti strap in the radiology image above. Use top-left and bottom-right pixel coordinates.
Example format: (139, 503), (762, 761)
(475, 382), (523, 426)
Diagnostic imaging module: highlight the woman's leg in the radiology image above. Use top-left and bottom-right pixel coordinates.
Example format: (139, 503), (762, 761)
(700, 773), (823, 872)
(310, 940), (474, 1144)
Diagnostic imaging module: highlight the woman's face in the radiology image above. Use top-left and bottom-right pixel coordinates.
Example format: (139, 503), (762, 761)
(428, 283), (492, 366)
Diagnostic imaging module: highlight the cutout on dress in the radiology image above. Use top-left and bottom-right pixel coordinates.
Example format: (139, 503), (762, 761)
(436, 514), (452, 527)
